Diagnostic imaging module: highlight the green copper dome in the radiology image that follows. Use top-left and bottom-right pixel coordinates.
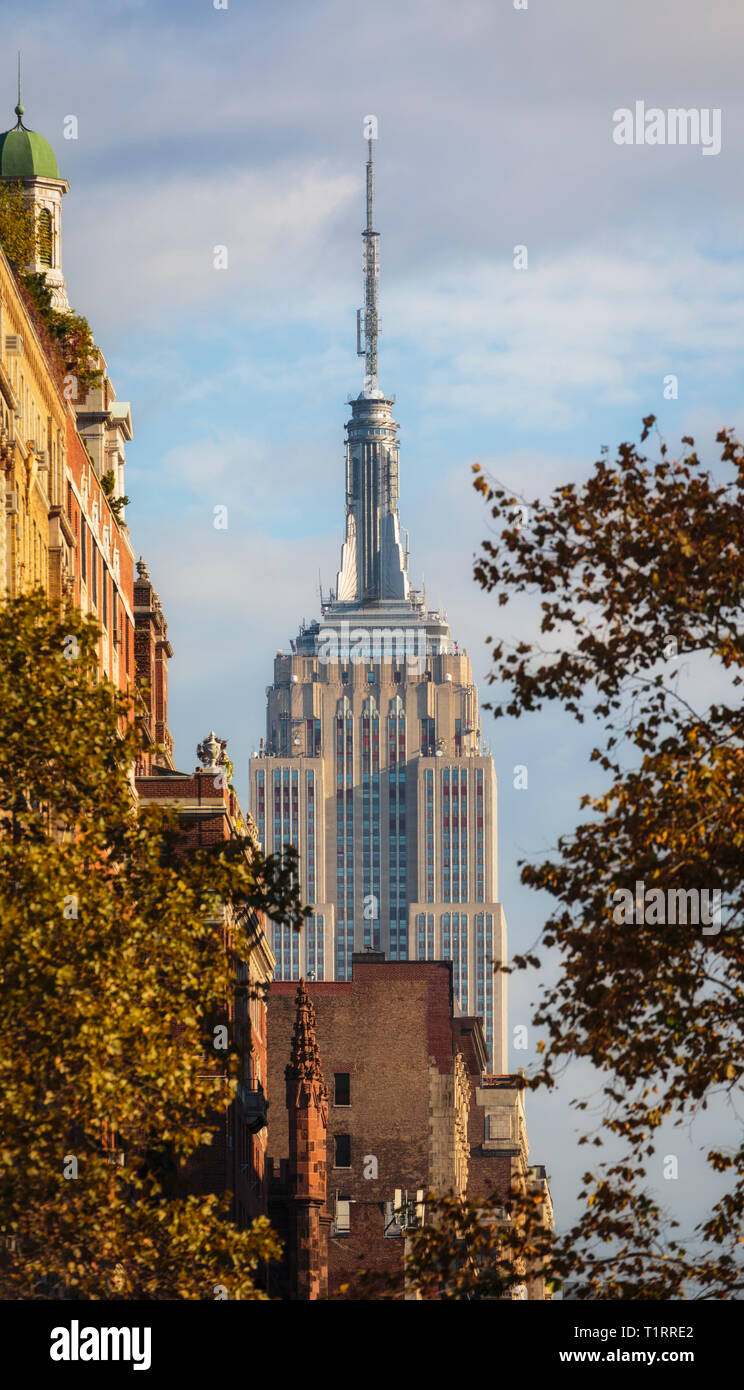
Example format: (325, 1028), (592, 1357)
(0, 110), (60, 180)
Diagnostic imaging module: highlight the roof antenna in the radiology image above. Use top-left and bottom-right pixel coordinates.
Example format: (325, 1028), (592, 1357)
(14, 51), (26, 128)
(357, 116), (380, 397)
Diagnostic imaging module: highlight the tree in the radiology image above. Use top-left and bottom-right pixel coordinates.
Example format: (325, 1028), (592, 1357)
(0, 592), (304, 1298)
(100, 469), (130, 521)
(470, 421), (744, 1297)
(0, 180), (37, 271)
(338, 1186), (555, 1301)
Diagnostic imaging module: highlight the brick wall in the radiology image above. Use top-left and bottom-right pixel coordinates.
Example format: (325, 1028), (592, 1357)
(266, 956), (535, 1295)
(267, 959), (462, 1293)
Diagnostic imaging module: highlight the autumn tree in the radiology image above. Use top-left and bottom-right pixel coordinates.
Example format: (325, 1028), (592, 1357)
(470, 421), (744, 1298)
(0, 179), (37, 271)
(0, 592), (304, 1298)
(338, 1185), (555, 1301)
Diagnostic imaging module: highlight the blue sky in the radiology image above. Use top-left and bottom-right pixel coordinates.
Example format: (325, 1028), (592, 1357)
(6, 0), (744, 1244)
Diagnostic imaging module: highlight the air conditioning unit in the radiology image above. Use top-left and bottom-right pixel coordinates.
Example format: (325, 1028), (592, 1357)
(5, 335), (23, 355)
(113, 627), (123, 646)
(5, 491), (19, 516)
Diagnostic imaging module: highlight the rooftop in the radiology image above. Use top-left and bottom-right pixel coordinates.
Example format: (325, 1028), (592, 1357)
(0, 94), (61, 181)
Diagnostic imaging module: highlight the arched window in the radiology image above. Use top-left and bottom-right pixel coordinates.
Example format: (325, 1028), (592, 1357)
(38, 208), (53, 267)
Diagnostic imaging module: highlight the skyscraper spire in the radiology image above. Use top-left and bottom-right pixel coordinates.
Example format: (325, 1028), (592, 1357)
(357, 126), (380, 398)
(333, 120), (410, 605)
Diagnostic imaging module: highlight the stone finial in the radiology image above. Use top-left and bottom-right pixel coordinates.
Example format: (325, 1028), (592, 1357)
(198, 730), (222, 771)
(286, 979), (326, 1084)
(136, 556), (150, 581)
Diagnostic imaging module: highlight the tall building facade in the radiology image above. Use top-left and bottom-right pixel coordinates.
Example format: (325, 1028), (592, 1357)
(250, 135), (507, 1070)
(136, 738), (275, 1230)
(1, 88), (138, 698)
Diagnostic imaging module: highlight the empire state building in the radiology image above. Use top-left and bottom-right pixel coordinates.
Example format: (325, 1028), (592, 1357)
(250, 132), (508, 1069)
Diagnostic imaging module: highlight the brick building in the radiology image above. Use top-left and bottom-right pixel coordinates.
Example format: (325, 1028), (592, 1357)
(67, 351), (137, 690)
(136, 735), (275, 1228)
(266, 954), (552, 1297)
(133, 556), (175, 772)
(61, 401), (136, 691)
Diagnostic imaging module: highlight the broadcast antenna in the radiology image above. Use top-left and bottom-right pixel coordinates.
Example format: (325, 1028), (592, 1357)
(356, 122), (380, 397)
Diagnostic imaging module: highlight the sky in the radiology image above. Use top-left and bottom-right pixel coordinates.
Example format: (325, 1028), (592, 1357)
(5, 0), (744, 1247)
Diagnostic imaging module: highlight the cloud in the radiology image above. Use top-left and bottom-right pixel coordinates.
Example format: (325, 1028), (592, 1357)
(385, 250), (744, 430)
(63, 163), (358, 331)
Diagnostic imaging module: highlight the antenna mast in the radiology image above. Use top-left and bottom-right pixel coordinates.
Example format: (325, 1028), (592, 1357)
(356, 127), (380, 396)
(14, 51), (26, 129)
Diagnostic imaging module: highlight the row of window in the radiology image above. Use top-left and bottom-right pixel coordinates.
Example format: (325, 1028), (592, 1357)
(77, 506), (130, 675)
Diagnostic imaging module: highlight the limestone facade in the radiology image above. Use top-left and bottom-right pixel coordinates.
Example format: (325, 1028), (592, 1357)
(0, 244), (66, 601)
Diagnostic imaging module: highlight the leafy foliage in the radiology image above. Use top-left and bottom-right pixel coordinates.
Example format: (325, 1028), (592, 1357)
(0, 182), (102, 396)
(0, 180), (37, 270)
(100, 469), (130, 521)
(0, 592), (304, 1298)
(471, 422), (744, 1297)
(338, 1186), (554, 1301)
(21, 272), (102, 397)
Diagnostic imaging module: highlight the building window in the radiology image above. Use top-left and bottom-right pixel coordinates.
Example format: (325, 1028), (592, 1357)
(38, 208), (53, 267)
(334, 1133), (351, 1168)
(334, 1194), (351, 1236)
(334, 1073), (350, 1107)
(420, 716), (435, 756)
